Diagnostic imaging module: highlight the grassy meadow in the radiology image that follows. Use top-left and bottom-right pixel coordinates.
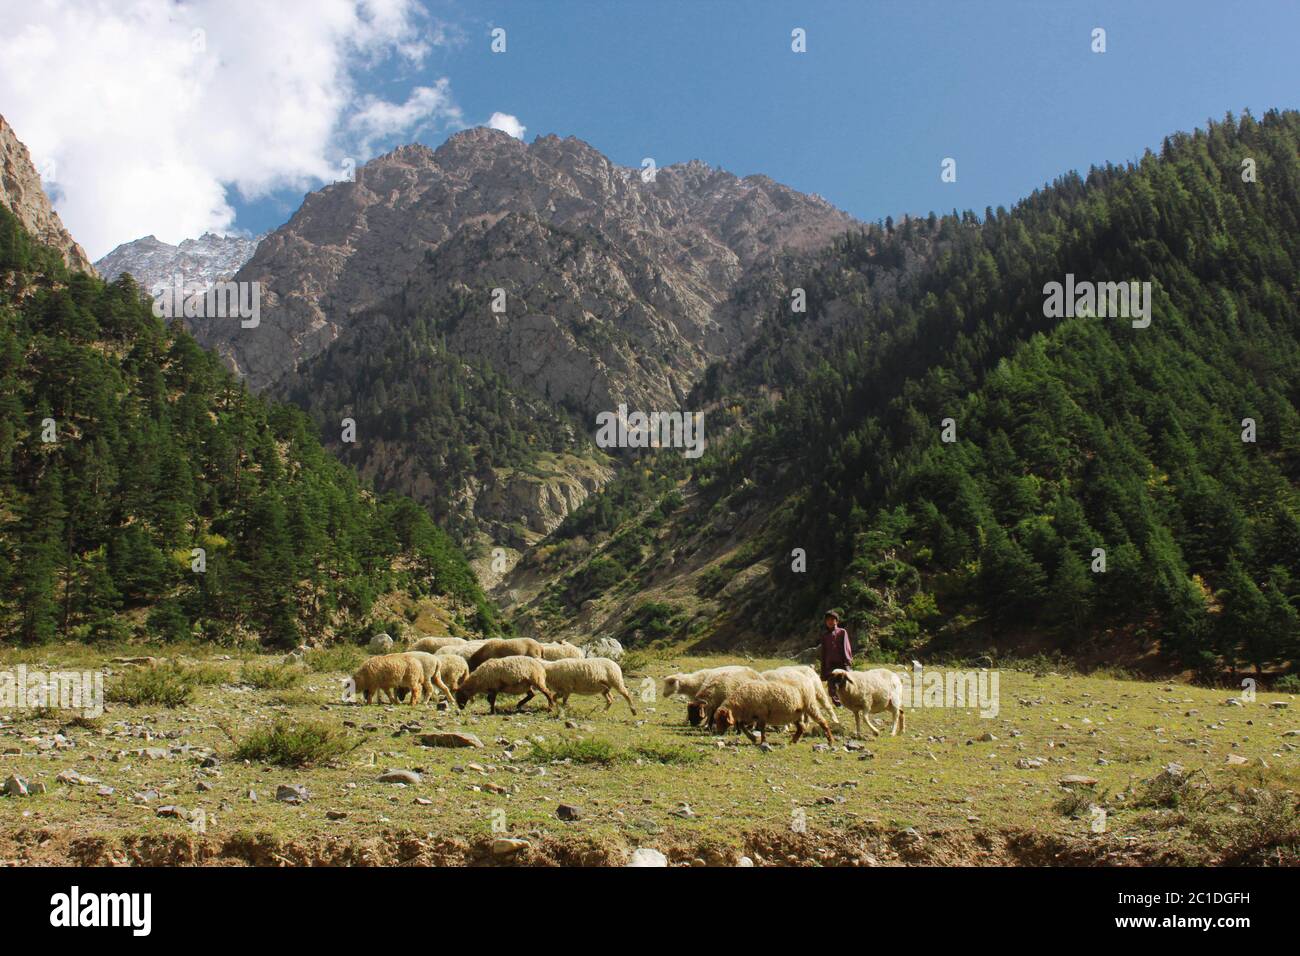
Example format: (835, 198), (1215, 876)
(0, 643), (1297, 866)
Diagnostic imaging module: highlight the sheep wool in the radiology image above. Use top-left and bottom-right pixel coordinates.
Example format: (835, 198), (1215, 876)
(467, 637), (545, 671)
(455, 655), (556, 714)
(688, 671), (757, 727)
(663, 665), (761, 701)
(410, 636), (467, 654)
(541, 658), (637, 715)
(761, 665), (840, 726)
(714, 679), (835, 746)
(351, 654), (424, 706)
(828, 668), (906, 737)
(539, 640), (584, 662)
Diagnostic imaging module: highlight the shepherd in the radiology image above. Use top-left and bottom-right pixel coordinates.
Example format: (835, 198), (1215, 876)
(815, 609), (853, 705)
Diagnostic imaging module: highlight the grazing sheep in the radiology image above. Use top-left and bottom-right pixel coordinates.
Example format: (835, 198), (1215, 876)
(435, 639), (489, 661)
(467, 637), (545, 671)
(542, 658), (637, 715)
(539, 640), (584, 662)
(712, 679), (834, 746)
(455, 656), (556, 714)
(688, 671), (757, 728)
(351, 654), (424, 706)
(394, 651), (469, 705)
(828, 668), (905, 737)
(761, 665), (840, 727)
(410, 636), (467, 654)
(663, 665), (761, 701)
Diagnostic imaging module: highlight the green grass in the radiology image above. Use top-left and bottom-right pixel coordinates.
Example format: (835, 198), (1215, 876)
(231, 719), (358, 768)
(106, 663), (195, 708)
(304, 644), (366, 674)
(528, 738), (703, 767)
(529, 738), (620, 765)
(4, 644), (1299, 865)
(239, 662), (304, 690)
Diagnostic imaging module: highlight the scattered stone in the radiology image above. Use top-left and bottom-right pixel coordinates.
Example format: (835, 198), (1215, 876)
(326, 810), (348, 820)
(491, 837), (530, 857)
(978, 732), (997, 742)
(557, 803), (582, 821)
(1015, 757), (1046, 769)
(55, 769), (98, 786)
(3, 774), (29, 797)
(378, 769), (422, 785)
(737, 856), (754, 867)
(1059, 775), (1099, 788)
(368, 632), (394, 654)
(626, 847), (668, 867)
(276, 784), (311, 804)
(1225, 754), (1248, 766)
(421, 732), (484, 749)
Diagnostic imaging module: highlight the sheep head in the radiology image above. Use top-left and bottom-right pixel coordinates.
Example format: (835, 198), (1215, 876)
(713, 706), (736, 733)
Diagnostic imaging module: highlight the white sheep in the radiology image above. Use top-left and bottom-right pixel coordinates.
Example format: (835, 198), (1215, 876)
(435, 639), (489, 661)
(761, 665), (840, 727)
(539, 640), (584, 662)
(410, 636), (467, 654)
(454, 655), (556, 714)
(688, 671), (757, 728)
(542, 658), (637, 715)
(467, 637), (545, 671)
(828, 668), (905, 737)
(663, 665), (761, 702)
(712, 679), (834, 746)
(396, 651), (468, 705)
(351, 654), (424, 705)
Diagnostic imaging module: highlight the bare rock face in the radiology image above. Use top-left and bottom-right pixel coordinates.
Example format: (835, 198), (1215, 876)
(196, 127), (857, 407)
(0, 114), (95, 274)
(95, 232), (264, 296)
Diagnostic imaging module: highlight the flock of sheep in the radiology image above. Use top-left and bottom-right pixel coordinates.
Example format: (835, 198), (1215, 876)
(350, 637), (908, 745)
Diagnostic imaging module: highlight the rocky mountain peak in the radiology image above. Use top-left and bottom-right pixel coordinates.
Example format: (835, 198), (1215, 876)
(0, 114), (96, 274)
(187, 130), (857, 395)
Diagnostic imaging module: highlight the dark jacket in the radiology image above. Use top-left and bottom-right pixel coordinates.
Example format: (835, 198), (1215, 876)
(817, 625), (853, 680)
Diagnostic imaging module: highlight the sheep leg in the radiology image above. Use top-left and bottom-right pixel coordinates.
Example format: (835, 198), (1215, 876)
(790, 719), (805, 744)
(409, 682), (422, 706)
(863, 713), (882, 737)
(601, 689), (614, 711)
(755, 721), (768, 746)
(853, 710), (863, 738)
(515, 690), (536, 711)
(616, 683), (638, 716)
(537, 682), (557, 712)
(487, 691), (498, 715)
(892, 705), (904, 736)
(815, 713), (834, 745)
(431, 675), (454, 705)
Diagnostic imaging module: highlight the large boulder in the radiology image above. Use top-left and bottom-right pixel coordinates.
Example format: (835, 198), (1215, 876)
(583, 637), (624, 662)
(368, 632), (394, 654)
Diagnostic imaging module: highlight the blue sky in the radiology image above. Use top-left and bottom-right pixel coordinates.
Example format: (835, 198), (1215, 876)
(11, 0), (1294, 253)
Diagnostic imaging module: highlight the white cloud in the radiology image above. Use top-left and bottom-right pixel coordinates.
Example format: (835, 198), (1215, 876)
(487, 112), (527, 140)
(0, 0), (463, 258)
(349, 80), (462, 156)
